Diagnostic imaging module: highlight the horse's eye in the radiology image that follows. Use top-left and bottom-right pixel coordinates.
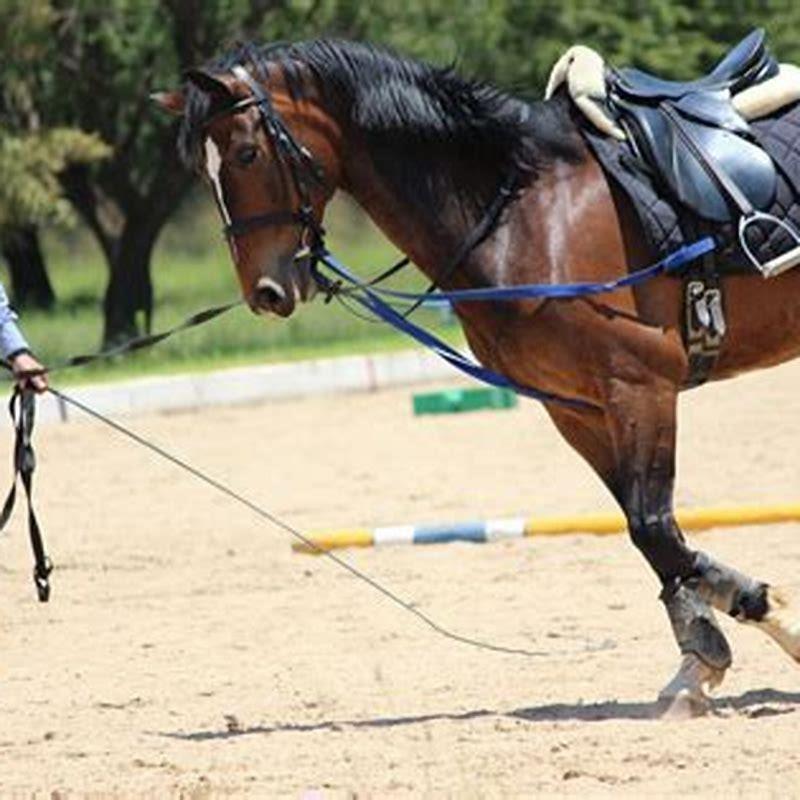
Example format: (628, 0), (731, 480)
(236, 146), (258, 166)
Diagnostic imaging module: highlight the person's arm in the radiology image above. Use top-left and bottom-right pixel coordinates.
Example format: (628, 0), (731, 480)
(0, 283), (48, 393)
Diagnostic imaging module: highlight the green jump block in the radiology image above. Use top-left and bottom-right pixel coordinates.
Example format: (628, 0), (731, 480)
(412, 387), (518, 415)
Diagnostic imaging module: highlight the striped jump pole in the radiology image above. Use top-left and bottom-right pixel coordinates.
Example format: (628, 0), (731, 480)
(293, 503), (800, 554)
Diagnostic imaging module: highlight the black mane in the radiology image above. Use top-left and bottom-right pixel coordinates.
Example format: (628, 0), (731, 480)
(180, 39), (583, 218)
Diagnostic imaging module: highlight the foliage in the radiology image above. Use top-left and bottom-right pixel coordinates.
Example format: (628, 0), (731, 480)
(0, 0), (108, 232)
(6, 0), (800, 361)
(331, 0), (798, 91)
(0, 130), (109, 229)
(25, 0), (294, 342)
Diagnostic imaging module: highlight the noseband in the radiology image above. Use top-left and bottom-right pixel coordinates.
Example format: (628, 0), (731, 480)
(205, 64), (326, 250)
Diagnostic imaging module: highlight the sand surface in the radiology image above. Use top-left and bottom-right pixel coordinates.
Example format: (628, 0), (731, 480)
(1, 359), (799, 798)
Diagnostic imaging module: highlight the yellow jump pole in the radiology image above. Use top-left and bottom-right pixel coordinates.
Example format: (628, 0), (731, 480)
(526, 504), (800, 537)
(293, 503), (800, 554)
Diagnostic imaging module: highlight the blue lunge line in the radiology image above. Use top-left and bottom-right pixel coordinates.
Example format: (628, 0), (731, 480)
(314, 237), (716, 410)
(323, 236), (716, 305)
(317, 252), (598, 409)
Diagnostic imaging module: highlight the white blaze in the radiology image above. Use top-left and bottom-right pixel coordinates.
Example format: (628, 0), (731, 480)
(204, 137), (239, 262)
(204, 137), (231, 225)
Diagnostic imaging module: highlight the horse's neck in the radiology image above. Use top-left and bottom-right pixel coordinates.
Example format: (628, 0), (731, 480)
(338, 155), (505, 290)
(337, 151), (612, 292)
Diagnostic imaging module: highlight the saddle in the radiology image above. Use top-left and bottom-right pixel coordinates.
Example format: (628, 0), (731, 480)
(548, 30), (800, 277)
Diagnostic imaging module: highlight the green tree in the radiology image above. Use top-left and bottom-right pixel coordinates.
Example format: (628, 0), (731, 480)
(0, 129), (109, 231)
(21, 0), (800, 342)
(36, 1), (280, 344)
(481, 0), (800, 92)
(0, 0), (107, 308)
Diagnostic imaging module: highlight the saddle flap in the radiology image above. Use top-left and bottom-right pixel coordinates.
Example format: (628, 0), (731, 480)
(618, 99), (777, 222)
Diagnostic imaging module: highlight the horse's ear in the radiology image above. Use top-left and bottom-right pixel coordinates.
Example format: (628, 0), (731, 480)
(183, 68), (234, 99)
(151, 89), (186, 116)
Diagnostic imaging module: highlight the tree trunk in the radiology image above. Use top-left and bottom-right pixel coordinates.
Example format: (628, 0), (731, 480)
(1, 226), (56, 309)
(102, 224), (156, 346)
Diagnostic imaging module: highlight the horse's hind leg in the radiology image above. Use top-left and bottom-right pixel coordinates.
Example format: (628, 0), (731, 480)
(689, 556), (800, 663)
(750, 588), (800, 663)
(548, 402), (731, 713)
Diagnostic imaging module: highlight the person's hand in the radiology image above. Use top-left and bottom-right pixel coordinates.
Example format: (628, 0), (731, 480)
(10, 351), (48, 394)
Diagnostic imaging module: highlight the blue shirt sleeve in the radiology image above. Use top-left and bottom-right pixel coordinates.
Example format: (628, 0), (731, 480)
(0, 282), (30, 359)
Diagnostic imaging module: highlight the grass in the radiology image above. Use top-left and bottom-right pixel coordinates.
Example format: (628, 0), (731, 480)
(20, 193), (464, 385)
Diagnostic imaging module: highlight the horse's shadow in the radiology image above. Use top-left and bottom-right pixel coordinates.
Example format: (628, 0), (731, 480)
(511, 687), (800, 723)
(159, 688), (800, 742)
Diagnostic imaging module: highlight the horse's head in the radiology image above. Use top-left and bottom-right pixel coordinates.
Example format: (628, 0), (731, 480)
(154, 64), (341, 317)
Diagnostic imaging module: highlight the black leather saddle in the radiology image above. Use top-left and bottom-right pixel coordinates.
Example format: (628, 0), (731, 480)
(607, 29), (779, 225)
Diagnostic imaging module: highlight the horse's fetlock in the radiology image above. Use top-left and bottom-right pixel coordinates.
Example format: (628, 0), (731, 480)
(730, 582), (769, 622)
(693, 552), (768, 620)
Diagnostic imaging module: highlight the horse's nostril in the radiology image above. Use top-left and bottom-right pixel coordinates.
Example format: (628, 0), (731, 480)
(254, 278), (286, 309)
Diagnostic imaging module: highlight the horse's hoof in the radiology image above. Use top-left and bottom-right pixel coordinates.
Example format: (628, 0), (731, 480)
(657, 653), (725, 718)
(658, 687), (711, 719)
(753, 587), (800, 663)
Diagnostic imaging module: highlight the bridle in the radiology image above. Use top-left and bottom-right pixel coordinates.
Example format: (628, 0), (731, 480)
(199, 61), (520, 308)
(203, 63), (327, 253)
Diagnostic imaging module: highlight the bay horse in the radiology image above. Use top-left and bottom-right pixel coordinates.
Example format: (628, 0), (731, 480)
(154, 39), (800, 714)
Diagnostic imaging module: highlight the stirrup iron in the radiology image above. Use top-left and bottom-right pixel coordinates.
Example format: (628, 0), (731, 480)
(739, 211), (800, 278)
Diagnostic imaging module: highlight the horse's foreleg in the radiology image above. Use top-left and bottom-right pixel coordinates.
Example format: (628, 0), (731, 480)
(601, 380), (733, 714)
(549, 401), (731, 713)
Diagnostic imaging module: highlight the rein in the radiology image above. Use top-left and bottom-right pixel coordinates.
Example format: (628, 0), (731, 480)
(210, 64), (520, 318)
(324, 236), (717, 305)
(311, 237), (715, 410)
(209, 64), (718, 410)
(0, 300), (243, 602)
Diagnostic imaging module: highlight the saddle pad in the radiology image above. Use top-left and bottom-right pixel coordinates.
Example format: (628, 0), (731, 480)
(583, 101), (800, 274)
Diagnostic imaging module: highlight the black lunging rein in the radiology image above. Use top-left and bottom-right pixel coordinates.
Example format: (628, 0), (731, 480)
(0, 388), (51, 601)
(0, 61), (635, 661)
(0, 301), (242, 602)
